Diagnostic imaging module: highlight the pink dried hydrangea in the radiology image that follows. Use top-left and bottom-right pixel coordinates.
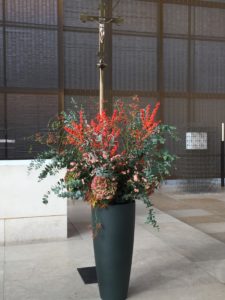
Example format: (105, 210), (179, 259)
(91, 176), (117, 201)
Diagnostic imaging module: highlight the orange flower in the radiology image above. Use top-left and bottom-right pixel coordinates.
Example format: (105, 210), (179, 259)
(140, 102), (160, 134)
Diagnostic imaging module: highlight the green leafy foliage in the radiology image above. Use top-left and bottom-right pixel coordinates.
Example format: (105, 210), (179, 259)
(29, 98), (177, 229)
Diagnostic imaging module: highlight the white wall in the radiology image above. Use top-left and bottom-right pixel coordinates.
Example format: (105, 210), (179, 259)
(0, 160), (67, 245)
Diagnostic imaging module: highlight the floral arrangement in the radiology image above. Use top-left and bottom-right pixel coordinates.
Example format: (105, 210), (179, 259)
(29, 97), (176, 228)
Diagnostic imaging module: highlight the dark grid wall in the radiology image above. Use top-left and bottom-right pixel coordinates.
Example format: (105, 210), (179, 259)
(1, 0), (225, 180)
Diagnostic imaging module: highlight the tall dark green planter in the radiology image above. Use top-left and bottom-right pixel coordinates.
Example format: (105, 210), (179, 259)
(92, 201), (135, 300)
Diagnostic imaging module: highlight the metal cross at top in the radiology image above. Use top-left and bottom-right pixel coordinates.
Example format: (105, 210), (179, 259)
(80, 0), (123, 114)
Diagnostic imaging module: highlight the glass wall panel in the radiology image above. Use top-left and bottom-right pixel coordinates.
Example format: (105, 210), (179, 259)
(7, 94), (58, 159)
(0, 27), (3, 87)
(113, 96), (157, 110)
(6, 27), (58, 88)
(113, 35), (157, 91)
(65, 95), (98, 121)
(64, 0), (157, 33)
(194, 98), (225, 128)
(164, 98), (188, 153)
(113, 0), (157, 33)
(193, 40), (225, 93)
(0, 94), (4, 130)
(164, 4), (188, 35)
(164, 38), (188, 92)
(164, 98), (188, 127)
(192, 7), (225, 37)
(200, 0), (225, 2)
(64, 0), (98, 28)
(6, 0), (57, 25)
(64, 31), (98, 89)
(163, 98), (188, 177)
(65, 96), (158, 123)
(0, 94), (5, 159)
(0, 0), (2, 21)
(190, 98), (225, 177)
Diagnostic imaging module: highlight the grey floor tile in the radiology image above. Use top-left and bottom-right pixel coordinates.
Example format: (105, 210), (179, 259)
(4, 260), (99, 300)
(129, 260), (221, 299)
(141, 221), (225, 262)
(167, 209), (212, 218)
(4, 236), (225, 300)
(136, 212), (179, 225)
(0, 246), (4, 263)
(128, 282), (225, 300)
(0, 262), (4, 300)
(195, 222), (225, 234)
(4, 239), (93, 263)
(196, 259), (225, 284)
(4, 249), (97, 300)
(130, 233), (225, 299)
(0, 246), (4, 300)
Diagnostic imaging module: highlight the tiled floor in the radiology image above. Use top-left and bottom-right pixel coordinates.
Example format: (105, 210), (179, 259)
(1, 188), (225, 299)
(195, 222), (225, 234)
(153, 186), (225, 244)
(167, 208), (212, 218)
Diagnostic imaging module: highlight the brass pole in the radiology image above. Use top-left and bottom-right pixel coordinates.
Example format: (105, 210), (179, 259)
(99, 67), (104, 114)
(99, 0), (105, 114)
(57, 0), (65, 113)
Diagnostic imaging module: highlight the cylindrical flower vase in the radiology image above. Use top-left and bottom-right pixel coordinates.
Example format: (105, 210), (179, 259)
(92, 201), (135, 300)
